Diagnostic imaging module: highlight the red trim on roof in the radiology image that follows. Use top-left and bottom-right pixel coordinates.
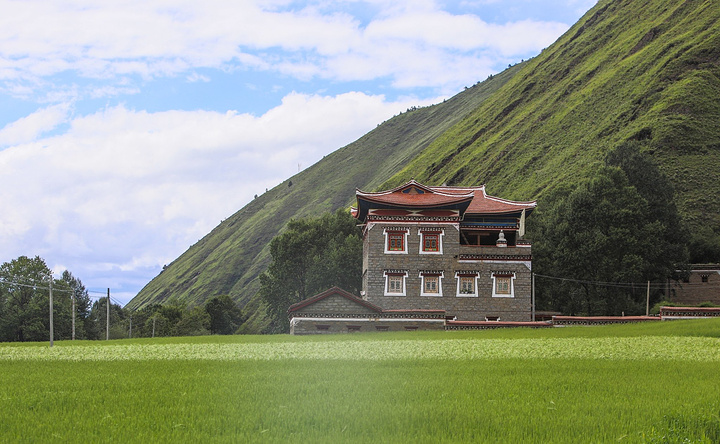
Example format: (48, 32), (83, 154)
(355, 180), (536, 221)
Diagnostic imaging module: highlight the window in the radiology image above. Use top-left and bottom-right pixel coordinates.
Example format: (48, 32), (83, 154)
(455, 272), (479, 297)
(384, 228), (408, 254)
(388, 275), (403, 293)
(424, 276), (439, 293)
(388, 233), (404, 251)
(347, 325), (361, 332)
(423, 233), (439, 251)
(460, 277), (474, 293)
(701, 275), (709, 283)
(491, 272), (515, 298)
(418, 228), (444, 254)
(420, 271), (444, 296)
(496, 277), (511, 294)
(384, 271), (407, 296)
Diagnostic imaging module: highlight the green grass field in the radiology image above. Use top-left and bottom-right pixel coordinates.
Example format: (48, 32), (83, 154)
(2, 320), (719, 443)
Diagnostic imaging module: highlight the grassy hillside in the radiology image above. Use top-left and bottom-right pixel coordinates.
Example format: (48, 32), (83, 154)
(128, 0), (720, 332)
(126, 65), (522, 325)
(385, 0), (720, 230)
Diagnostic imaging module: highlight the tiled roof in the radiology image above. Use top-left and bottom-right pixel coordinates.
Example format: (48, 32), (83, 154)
(354, 180), (536, 221)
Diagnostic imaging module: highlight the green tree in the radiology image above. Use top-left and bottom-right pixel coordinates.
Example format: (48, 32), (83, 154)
(0, 256), (54, 342)
(59, 270), (92, 340)
(259, 209), (363, 333)
(173, 306), (211, 336)
(205, 295), (243, 334)
(88, 297), (126, 339)
(532, 144), (688, 315)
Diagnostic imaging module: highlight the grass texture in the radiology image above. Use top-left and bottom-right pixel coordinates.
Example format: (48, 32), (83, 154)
(2, 319), (719, 443)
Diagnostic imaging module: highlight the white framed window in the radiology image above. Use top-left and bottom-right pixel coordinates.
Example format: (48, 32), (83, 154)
(418, 228), (444, 254)
(491, 272), (516, 298)
(384, 270), (407, 296)
(384, 228), (409, 254)
(420, 271), (444, 297)
(455, 272), (479, 297)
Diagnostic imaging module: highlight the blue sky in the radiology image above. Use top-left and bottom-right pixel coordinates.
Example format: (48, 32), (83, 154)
(0, 0), (596, 305)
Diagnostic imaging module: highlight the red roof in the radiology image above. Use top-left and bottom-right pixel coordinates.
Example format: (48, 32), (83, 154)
(426, 185), (536, 215)
(356, 180), (474, 208)
(354, 180), (536, 220)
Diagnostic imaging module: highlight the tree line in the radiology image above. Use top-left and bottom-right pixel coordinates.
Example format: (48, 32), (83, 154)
(0, 256), (244, 342)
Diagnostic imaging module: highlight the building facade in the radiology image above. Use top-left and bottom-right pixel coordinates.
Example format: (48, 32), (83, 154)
(669, 264), (720, 306)
(353, 180), (536, 322)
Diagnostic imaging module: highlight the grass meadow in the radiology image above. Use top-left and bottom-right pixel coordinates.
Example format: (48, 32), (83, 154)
(1, 319), (719, 443)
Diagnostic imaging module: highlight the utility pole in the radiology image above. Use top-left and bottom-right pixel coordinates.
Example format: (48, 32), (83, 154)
(531, 272), (536, 322)
(106, 288), (110, 341)
(71, 286), (76, 341)
(49, 277), (54, 348)
(152, 316), (156, 338)
(646, 281), (650, 316)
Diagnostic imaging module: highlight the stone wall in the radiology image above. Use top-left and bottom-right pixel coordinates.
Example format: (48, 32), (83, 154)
(290, 318), (445, 335)
(670, 267), (720, 305)
(362, 222), (532, 321)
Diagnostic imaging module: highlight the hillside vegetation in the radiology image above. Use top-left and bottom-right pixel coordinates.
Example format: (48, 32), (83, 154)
(386, 0), (720, 228)
(128, 0), (720, 332)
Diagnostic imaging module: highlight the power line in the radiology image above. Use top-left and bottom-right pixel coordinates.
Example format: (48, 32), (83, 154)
(536, 273), (660, 289)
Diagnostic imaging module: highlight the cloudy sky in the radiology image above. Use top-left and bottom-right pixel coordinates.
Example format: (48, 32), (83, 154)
(0, 0), (596, 305)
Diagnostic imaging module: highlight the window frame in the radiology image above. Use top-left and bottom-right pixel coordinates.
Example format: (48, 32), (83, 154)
(491, 272), (516, 298)
(418, 228), (444, 254)
(455, 272), (479, 297)
(383, 228), (409, 254)
(420, 271), (444, 297)
(383, 270), (408, 296)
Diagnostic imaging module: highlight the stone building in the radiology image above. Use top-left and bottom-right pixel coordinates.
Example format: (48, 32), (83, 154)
(669, 264), (720, 305)
(288, 180), (537, 333)
(353, 180), (536, 322)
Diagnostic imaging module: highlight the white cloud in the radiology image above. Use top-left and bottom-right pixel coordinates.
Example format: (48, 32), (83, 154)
(0, 0), (571, 97)
(0, 91), (440, 304)
(0, 103), (70, 146)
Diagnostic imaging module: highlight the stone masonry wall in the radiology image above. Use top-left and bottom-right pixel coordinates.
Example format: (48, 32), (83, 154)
(290, 318), (445, 335)
(363, 222), (532, 321)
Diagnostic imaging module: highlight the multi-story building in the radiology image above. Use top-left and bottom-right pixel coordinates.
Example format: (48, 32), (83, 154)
(353, 180), (536, 321)
(288, 180), (537, 334)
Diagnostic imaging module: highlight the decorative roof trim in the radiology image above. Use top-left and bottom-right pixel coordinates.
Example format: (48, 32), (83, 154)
(356, 179), (475, 200)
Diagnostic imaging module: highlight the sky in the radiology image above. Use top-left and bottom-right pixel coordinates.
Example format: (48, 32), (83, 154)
(0, 0), (597, 306)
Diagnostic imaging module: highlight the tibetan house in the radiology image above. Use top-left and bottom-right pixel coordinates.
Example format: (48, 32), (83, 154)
(289, 180), (537, 334)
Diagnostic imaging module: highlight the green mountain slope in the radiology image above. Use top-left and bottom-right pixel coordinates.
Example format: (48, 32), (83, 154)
(386, 0), (720, 229)
(125, 65), (522, 321)
(128, 0), (720, 332)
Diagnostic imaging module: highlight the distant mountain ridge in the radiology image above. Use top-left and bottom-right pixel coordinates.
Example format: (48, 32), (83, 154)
(128, 0), (720, 333)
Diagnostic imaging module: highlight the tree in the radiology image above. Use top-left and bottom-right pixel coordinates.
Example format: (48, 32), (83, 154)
(205, 295), (243, 334)
(0, 256), (54, 342)
(532, 144), (688, 315)
(259, 209), (363, 333)
(88, 298), (126, 340)
(59, 270), (92, 340)
(173, 306), (210, 336)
